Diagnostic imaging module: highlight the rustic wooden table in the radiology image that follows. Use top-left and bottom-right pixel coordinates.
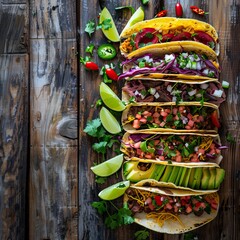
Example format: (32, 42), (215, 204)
(0, 0), (239, 239)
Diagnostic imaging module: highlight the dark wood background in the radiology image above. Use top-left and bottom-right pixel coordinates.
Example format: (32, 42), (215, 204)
(0, 0), (239, 239)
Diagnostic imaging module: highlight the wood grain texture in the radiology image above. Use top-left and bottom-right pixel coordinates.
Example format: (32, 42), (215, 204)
(29, 0), (78, 238)
(0, 4), (28, 54)
(79, 0), (240, 240)
(0, 54), (28, 240)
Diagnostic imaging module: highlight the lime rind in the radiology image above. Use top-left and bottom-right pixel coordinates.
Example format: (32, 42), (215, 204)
(120, 6), (144, 37)
(91, 154), (124, 177)
(99, 107), (121, 134)
(99, 7), (120, 42)
(98, 180), (130, 200)
(100, 82), (125, 111)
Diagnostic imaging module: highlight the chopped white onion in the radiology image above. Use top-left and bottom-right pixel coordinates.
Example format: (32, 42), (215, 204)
(188, 55), (195, 62)
(194, 146), (199, 152)
(167, 85), (173, 92)
(212, 89), (223, 98)
(172, 96), (177, 102)
(181, 53), (188, 58)
(165, 54), (175, 62)
(188, 89), (197, 96)
(196, 62), (202, 70)
(185, 143), (189, 147)
(202, 69), (209, 75)
(222, 80), (230, 89)
(154, 92), (160, 99)
(200, 83), (209, 89)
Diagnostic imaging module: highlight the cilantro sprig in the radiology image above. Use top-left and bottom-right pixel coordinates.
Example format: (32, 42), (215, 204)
(85, 20), (95, 37)
(134, 229), (150, 240)
(91, 201), (134, 229)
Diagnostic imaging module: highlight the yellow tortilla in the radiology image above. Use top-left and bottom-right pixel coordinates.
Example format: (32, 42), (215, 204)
(126, 41), (218, 61)
(121, 102), (219, 134)
(120, 17), (218, 42)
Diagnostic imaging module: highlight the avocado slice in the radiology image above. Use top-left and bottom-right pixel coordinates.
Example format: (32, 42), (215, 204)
(175, 167), (184, 186)
(214, 168), (225, 189)
(125, 163), (156, 182)
(201, 167), (211, 190)
(194, 168), (203, 189)
(178, 167), (187, 186)
(160, 165), (173, 182)
(207, 167), (216, 190)
(123, 161), (138, 176)
(167, 166), (180, 183)
(150, 164), (166, 181)
(189, 167), (203, 189)
(182, 168), (192, 187)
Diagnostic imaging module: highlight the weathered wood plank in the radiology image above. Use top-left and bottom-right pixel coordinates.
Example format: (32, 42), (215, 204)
(0, 4), (28, 54)
(80, 1), (240, 240)
(30, 0), (76, 39)
(0, 54), (28, 240)
(29, 37), (78, 239)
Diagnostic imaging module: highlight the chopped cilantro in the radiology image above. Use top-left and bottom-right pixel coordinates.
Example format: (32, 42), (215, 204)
(97, 19), (112, 30)
(134, 229), (150, 240)
(85, 43), (95, 55)
(85, 20), (95, 37)
(226, 132), (236, 143)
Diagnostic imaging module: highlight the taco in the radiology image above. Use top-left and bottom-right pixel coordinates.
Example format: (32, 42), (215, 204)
(122, 79), (226, 106)
(120, 17), (219, 55)
(122, 102), (220, 133)
(121, 132), (227, 164)
(118, 41), (219, 81)
(124, 186), (219, 234)
(123, 160), (225, 192)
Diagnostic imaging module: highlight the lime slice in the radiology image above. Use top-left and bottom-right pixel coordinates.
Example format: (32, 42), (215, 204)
(99, 7), (120, 42)
(98, 180), (130, 200)
(100, 107), (121, 134)
(120, 7), (144, 37)
(100, 82), (125, 111)
(91, 154), (124, 177)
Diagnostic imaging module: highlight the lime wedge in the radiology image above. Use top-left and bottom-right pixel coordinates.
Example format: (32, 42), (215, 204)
(100, 82), (125, 111)
(100, 107), (121, 134)
(98, 180), (130, 200)
(99, 7), (120, 42)
(120, 7), (144, 37)
(91, 154), (124, 177)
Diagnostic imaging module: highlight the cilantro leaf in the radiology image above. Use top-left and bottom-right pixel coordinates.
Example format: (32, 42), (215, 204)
(85, 43), (95, 55)
(118, 207), (134, 225)
(95, 176), (107, 184)
(91, 201), (107, 215)
(134, 229), (149, 240)
(105, 213), (120, 229)
(97, 19), (112, 30)
(226, 132), (236, 143)
(92, 141), (108, 154)
(84, 118), (102, 137)
(85, 20), (95, 37)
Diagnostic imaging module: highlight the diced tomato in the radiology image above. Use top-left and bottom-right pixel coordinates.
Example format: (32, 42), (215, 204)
(136, 113), (142, 119)
(154, 140), (160, 145)
(175, 155), (182, 162)
(174, 205), (179, 213)
(159, 156), (165, 161)
(165, 108), (171, 114)
(140, 117), (147, 123)
(198, 148), (205, 154)
(185, 125), (191, 130)
(179, 106), (185, 113)
(173, 107), (178, 115)
(133, 141), (141, 149)
(160, 111), (168, 117)
(153, 112), (160, 118)
(187, 113), (193, 120)
(165, 203), (173, 210)
(198, 115), (204, 122)
(186, 205), (193, 213)
(133, 119), (140, 129)
(210, 143), (216, 149)
(143, 111), (152, 117)
(211, 110), (221, 128)
(188, 119), (194, 127)
(149, 203), (155, 211)
(172, 32), (192, 41)
(159, 121), (166, 127)
(145, 154), (153, 159)
(155, 195), (163, 206)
